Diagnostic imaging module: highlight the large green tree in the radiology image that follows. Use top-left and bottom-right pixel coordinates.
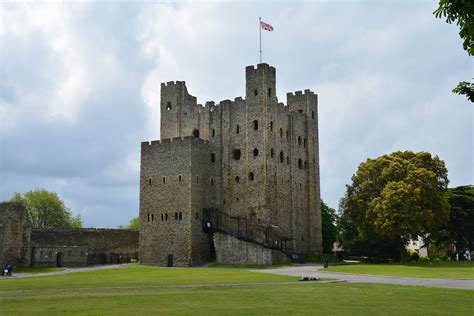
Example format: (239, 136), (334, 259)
(436, 185), (474, 256)
(434, 0), (474, 103)
(321, 200), (338, 253)
(10, 188), (82, 228)
(341, 151), (450, 261)
(119, 216), (139, 230)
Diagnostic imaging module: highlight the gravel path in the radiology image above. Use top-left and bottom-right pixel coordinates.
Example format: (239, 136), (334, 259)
(249, 264), (474, 290)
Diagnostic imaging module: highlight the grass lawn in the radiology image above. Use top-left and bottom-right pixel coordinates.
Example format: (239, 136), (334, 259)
(325, 261), (474, 279)
(1, 281), (472, 315)
(15, 267), (65, 274)
(207, 263), (291, 269)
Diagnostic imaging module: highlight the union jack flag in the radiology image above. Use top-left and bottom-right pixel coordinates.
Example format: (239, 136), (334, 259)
(260, 21), (274, 31)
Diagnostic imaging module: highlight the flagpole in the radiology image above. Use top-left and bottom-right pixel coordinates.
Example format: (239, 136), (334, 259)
(259, 17), (262, 64)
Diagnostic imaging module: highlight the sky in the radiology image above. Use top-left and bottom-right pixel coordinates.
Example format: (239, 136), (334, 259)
(1, 1), (472, 228)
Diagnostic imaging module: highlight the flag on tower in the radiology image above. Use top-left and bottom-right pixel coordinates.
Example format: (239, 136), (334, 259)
(260, 21), (274, 31)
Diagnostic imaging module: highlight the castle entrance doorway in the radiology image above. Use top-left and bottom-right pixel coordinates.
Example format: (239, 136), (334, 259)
(56, 252), (63, 267)
(167, 254), (174, 267)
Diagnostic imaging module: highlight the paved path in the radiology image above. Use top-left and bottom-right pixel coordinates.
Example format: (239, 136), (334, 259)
(9, 264), (125, 278)
(249, 264), (474, 290)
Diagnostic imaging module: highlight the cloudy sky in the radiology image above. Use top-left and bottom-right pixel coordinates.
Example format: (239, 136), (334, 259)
(1, 1), (472, 228)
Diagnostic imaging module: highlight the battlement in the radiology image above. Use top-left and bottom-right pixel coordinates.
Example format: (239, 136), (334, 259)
(161, 81), (186, 88)
(287, 89), (315, 98)
(141, 136), (209, 150)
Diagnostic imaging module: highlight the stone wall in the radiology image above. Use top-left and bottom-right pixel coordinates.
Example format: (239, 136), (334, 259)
(30, 228), (138, 267)
(0, 202), (31, 267)
(213, 232), (289, 265)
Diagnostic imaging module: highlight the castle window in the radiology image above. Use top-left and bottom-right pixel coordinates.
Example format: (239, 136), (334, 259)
(253, 148), (259, 158)
(270, 121), (273, 131)
(166, 102), (172, 111)
(178, 175), (182, 182)
(248, 172), (254, 181)
(175, 212), (178, 220)
(271, 148), (274, 158)
(253, 120), (258, 130)
(254, 89), (258, 96)
(233, 149), (241, 160)
(280, 151), (284, 163)
(212, 129), (215, 137)
(312, 111), (314, 120)
(268, 88), (272, 97)
(223, 199), (226, 205)
(236, 197), (239, 201)
(163, 177), (166, 184)
(195, 212), (199, 219)
(287, 156), (290, 164)
(298, 136), (302, 146)
(196, 176), (199, 183)
(147, 213), (150, 222)
(148, 178), (152, 185)
(236, 125), (240, 134)
(304, 161), (308, 169)
(280, 128), (283, 138)
(286, 130), (289, 140)
(161, 214), (164, 221)
(192, 129), (200, 138)
(235, 176), (240, 183)
(210, 178), (214, 185)
(304, 138), (307, 148)
(179, 212), (183, 220)
(298, 159), (303, 169)
(151, 214), (155, 222)
(165, 213), (168, 221)
(298, 110), (303, 113)
(211, 153), (216, 163)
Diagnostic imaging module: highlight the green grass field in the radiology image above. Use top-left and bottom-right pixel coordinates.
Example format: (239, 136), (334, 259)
(1, 265), (472, 315)
(325, 261), (474, 279)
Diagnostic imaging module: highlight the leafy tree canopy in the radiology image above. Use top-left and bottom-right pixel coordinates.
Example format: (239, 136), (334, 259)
(434, 0), (474, 102)
(321, 200), (338, 253)
(436, 185), (474, 253)
(119, 216), (139, 230)
(341, 151), (450, 260)
(10, 188), (82, 228)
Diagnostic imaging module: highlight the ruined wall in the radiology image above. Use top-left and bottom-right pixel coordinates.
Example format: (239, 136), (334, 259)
(213, 232), (289, 265)
(30, 228), (138, 267)
(0, 202), (31, 267)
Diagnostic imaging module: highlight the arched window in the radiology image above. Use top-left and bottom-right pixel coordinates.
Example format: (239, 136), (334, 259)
(254, 89), (258, 96)
(233, 149), (241, 160)
(253, 120), (258, 130)
(196, 176), (199, 183)
(270, 148), (274, 158)
(287, 156), (290, 164)
(165, 213), (168, 221)
(253, 148), (259, 158)
(210, 178), (214, 185)
(286, 130), (289, 140)
(248, 172), (254, 181)
(148, 179), (152, 185)
(304, 138), (307, 148)
(212, 129), (215, 137)
(235, 176), (240, 183)
(211, 153), (216, 163)
(280, 128), (283, 138)
(166, 102), (172, 111)
(312, 111), (315, 120)
(298, 159), (303, 169)
(161, 214), (164, 221)
(298, 136), (302, 146)
(270, 121), (273, 131)
(280, 151), (284, 163)
(236, 125), (240, 134)
(175, 212), (178, 220)
(268, 88), (272, 97)
(162, 177), (166, 184)
(151, 214), (154, 222)
(179, 212), (183, 220)
(192, 129), (200, 138)
(178, 175), (182, 182)
(304, 160), (308, 169)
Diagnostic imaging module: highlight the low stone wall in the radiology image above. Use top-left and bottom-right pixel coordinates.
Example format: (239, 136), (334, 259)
(30, 228), (139, 267)
(213, 232), (290, 265)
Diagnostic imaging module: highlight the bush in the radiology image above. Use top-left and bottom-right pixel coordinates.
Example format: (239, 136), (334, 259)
(407, 249), (420, 262)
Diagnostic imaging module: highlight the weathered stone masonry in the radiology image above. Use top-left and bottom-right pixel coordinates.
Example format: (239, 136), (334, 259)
(140, 63), (322, 266)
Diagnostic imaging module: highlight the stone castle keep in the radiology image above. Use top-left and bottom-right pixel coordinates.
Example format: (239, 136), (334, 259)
(140, 63), (322, 266)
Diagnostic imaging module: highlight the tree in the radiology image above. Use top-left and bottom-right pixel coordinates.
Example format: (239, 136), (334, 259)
(321, 200), (338, 253)
(434, 0), (474, 103)
(341, 151), (450, 261)
(119, 216), (140, 230)
(10, 188), (82, 228)
(436, 185), (474, 257)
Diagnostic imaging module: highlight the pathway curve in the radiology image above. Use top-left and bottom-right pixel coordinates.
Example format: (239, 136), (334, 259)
(249, 264), (474, 290)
